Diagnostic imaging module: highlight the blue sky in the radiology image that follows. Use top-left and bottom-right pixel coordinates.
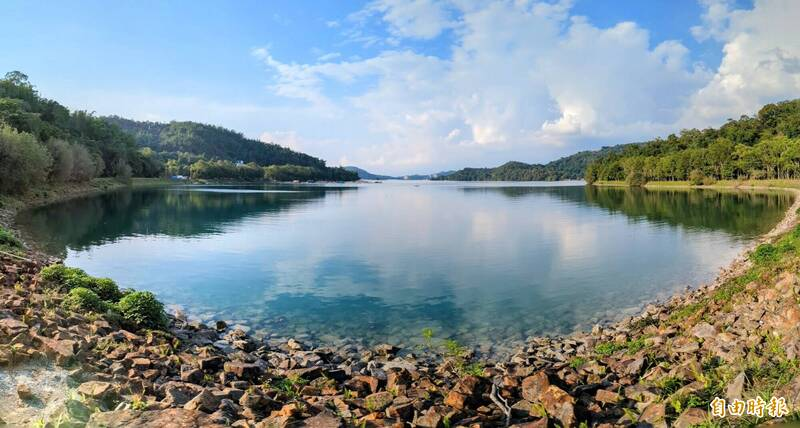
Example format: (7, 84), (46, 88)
(2, 0), (798, 175)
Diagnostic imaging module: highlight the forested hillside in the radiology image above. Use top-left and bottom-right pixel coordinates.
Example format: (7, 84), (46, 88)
(104, 117), (325, 168)
(586, 99), (800, 185)
(437, 146), (627, 181)
(0, 70), (356, 193)
(103, 117), (356, 182)
(0, 71), (162, 193)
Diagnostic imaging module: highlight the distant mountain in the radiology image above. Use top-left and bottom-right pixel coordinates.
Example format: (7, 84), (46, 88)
(400, 170), (456, 180)
(435, 146), (629, 181)
(344, 166), (396, 180)
(104, 116), (326, 168)
(345, 167), (456, 180)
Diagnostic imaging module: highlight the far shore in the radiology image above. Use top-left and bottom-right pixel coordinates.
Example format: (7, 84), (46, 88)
(594, 178), (800, 191)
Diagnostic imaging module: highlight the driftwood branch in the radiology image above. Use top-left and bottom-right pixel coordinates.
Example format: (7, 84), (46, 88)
(490, 382), (511, 428)
(0, 250), (34, 263)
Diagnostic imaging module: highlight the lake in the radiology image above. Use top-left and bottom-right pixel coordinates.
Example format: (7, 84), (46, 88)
(17, 182), (792, 354)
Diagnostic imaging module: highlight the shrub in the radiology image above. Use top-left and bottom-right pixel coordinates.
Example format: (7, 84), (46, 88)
(751, 243), (779, 265)
(62, 269), (95, 290)
(89, 277), (122, 302)
(0, 226), (22, 250)
(62, 287), (107, 313)
(39, 264), (121, 301)
(47, 138), (74, 183)
(40, 264), (81, 285)
(116, 291), (167, 330)
(0, 125), (52, 193)
(625, 171), (647, 187)
(688, 169), (706, 186)
(70, 144), (98, 182)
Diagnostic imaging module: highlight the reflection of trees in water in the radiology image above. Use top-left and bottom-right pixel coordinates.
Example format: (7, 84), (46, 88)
(18, 186), (351, 256)
(461, 185), (793, 236)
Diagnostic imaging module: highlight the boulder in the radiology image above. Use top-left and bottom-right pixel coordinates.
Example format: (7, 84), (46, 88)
(521, 372), (550, 403)
(594, 389), (620, 404)
(673, 408), (709, 428)
(223, 361), (262, 380)
(78, 381), (115, 400)
(132, 358), (151, 371)
(16, 383), (33, 400)
(184, 389), (222, 413)
(87, 408), (226, 427)
(691, 322), (718, 339)
(199, 356), (225, 372)
(160, 381), (205, 407)
(364, 391), (394, 411)
(181, 365), (204, 384)
(345, 375), (380, 394)
(299, 412), (344, 428)
(725, 371), (746, 401)
(374, 344), (399, 356)
(415, 407), (444, 428)
(540, 385), (575, 428)
(639, 403), (667, 428)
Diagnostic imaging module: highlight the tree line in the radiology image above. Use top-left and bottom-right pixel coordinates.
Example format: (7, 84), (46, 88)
(186, 159), (356, 182)
(585, 99), (800, 185)
(103, 117), (331, 170)
(0, 71), (163, 193)
(0, 71), (357, 194)
(436, 146), (625, 181)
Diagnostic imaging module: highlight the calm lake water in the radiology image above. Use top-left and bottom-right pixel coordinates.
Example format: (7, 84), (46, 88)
(18, 182), (792, 354)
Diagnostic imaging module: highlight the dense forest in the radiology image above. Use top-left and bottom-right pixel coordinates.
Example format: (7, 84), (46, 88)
(106, 117), (327, 169)
(585, 99), (800, 185)
(436, 146), (627, 181)
(0, 71), (163, 193)
(0, 71), (356, 195)
(104, 117), (356, 182)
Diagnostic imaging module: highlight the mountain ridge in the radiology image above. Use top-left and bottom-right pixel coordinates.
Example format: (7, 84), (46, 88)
(435, 145), (630, 181)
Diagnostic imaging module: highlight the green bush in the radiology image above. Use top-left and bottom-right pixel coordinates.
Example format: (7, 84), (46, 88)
(751, 243), (780, 265)
(62, 287), (107, 313)
(116, 291), (167, 330)
(39, 264), (122, 302)
(688, 169), (706, 186)
(625, 171), (647, 187)
(40, 264), (81, 285)
(0, 226), (22, 250)
(702, 176), (717, 185)
(89, 277), (122, 302)
(63, 269), (95, 289)
(0, 125), (52, 194)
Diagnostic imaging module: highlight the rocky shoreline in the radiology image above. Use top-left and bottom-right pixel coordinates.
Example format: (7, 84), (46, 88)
(3, 186), (800, 427)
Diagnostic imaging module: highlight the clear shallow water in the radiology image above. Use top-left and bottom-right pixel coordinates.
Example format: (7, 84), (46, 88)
(18, 182), (792, 353)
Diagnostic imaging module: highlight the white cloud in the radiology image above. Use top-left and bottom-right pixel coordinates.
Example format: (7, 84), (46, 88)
(681, 0), (800, 127)
(317, 52), (342, 62)
(691, 0), (734, 41)
(367, 0), (454, 39)
(249, 0), (800, 175)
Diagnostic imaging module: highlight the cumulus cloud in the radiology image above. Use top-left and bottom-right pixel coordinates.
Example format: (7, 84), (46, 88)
(252, 0), (800, 174)
(364, 0), (454, 39)
(682, 0), (800, 127)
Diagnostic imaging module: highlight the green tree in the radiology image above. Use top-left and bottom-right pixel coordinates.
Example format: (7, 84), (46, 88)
(0, 126), (52, 193)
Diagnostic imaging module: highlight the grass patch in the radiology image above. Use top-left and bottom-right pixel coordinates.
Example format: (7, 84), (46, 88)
(0, 225), (23, 253)
(569, 357), (587, 369)
(595, 337), (650, 356)
(668, 302), (704, 323)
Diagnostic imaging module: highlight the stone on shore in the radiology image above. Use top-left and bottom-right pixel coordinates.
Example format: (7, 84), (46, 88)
(87, 408), (226, 427)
